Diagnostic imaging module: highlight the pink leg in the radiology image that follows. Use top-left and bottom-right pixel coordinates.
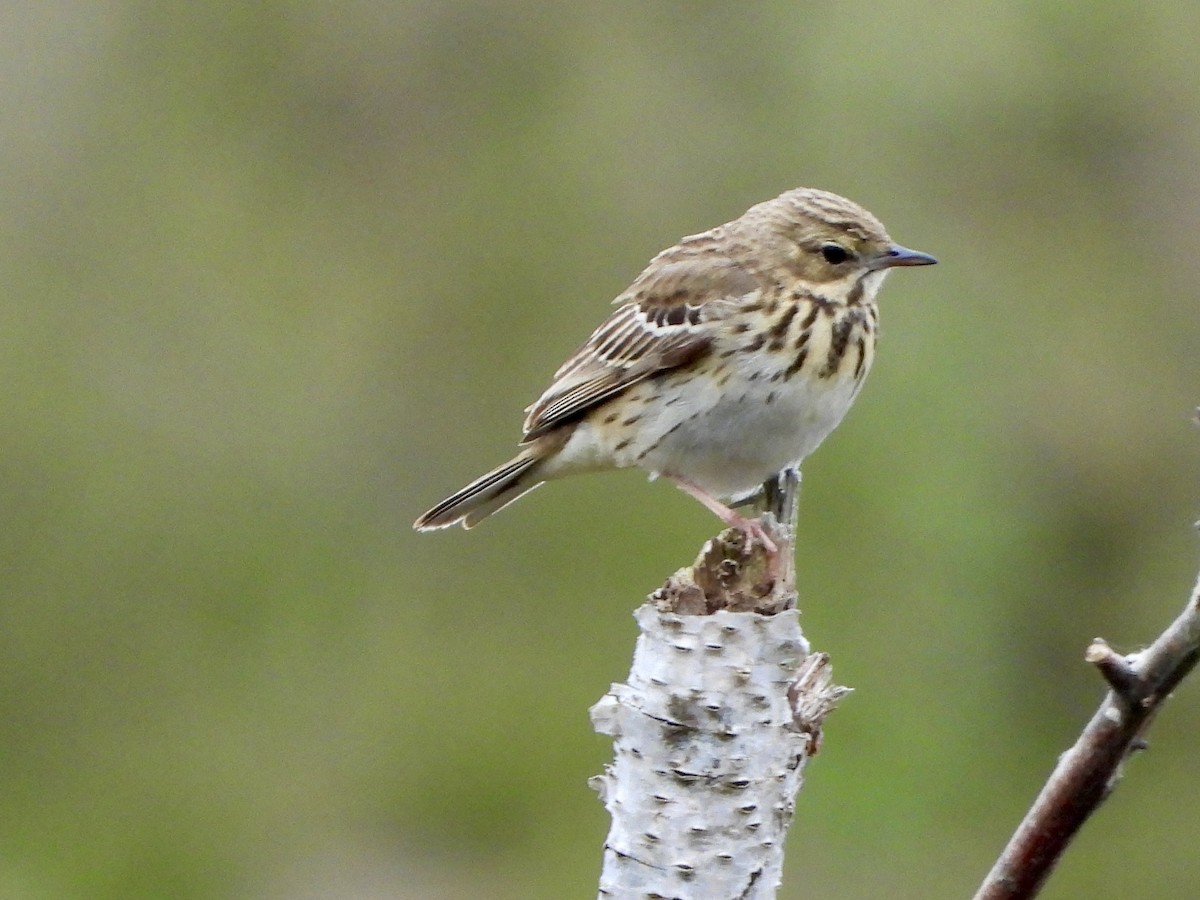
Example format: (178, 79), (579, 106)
(667, 475), (780, 562)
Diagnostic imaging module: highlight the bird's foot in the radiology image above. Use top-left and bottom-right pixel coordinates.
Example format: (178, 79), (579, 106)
(668, 475), (782, 580)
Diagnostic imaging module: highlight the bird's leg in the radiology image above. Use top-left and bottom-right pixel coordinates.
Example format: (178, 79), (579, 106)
(667, 475), (780, 570)
(761, 467), (801, 534)
(760, 467), (800, 587)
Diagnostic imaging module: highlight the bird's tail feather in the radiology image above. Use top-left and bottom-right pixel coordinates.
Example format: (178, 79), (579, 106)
(413, 449), (546, 531)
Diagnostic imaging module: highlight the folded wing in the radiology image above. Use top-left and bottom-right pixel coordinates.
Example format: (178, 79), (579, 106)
(522, 255), (760, 439)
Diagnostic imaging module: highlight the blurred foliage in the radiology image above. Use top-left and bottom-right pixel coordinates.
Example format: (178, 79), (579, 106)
(1, 1), (1198, 897)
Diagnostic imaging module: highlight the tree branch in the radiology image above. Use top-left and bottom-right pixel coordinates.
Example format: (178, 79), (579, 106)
(591, 468), (849, 899)
(973, 568), (1200, 899)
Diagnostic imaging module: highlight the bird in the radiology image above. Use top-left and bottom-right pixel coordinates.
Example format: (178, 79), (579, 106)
(413, 188), (935, 562)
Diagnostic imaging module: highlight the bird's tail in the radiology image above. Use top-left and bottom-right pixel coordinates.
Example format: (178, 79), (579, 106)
(413, 447), (548, 531)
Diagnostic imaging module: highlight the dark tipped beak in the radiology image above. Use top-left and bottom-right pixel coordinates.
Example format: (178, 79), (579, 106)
(879, 244), (938, 268)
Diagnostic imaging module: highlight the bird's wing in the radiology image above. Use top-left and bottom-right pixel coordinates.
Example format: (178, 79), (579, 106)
(521, 255), (760, 439)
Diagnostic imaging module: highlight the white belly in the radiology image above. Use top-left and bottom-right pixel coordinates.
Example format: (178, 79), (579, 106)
(545, 299), (876, 499)
(628, 364), (865, 497)
(549, 339), (871, 499)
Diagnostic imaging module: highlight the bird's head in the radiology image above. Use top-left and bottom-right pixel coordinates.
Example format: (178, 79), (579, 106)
(754, 188), (937, 302)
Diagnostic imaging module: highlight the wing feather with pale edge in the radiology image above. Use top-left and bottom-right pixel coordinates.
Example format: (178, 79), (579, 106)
(521, 255), (760, 440)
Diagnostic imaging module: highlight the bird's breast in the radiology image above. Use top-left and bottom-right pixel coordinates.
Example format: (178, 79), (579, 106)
(605, 298), (879, 496)
(546, 298), (878, 498)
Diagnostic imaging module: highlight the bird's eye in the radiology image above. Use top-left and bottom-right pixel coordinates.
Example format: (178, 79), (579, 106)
(820, 243), (851, 265)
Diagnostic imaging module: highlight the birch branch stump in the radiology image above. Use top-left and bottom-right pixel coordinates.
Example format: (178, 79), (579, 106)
(590, 472), (849, 899)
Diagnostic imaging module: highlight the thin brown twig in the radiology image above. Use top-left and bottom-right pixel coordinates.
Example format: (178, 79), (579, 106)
(972, 570), (1200, 899)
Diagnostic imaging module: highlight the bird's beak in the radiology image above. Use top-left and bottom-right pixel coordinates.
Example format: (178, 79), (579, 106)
(878, 244), (938, 269)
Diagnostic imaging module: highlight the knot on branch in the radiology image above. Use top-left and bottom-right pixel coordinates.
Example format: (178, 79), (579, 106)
(1086, 638), (1146, 704)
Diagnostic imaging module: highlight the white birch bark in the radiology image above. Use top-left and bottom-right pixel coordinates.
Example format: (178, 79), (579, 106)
(590, 519), (848, 900)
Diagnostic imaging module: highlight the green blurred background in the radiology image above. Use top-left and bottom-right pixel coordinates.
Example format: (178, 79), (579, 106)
(3, 2), (1198, 898)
